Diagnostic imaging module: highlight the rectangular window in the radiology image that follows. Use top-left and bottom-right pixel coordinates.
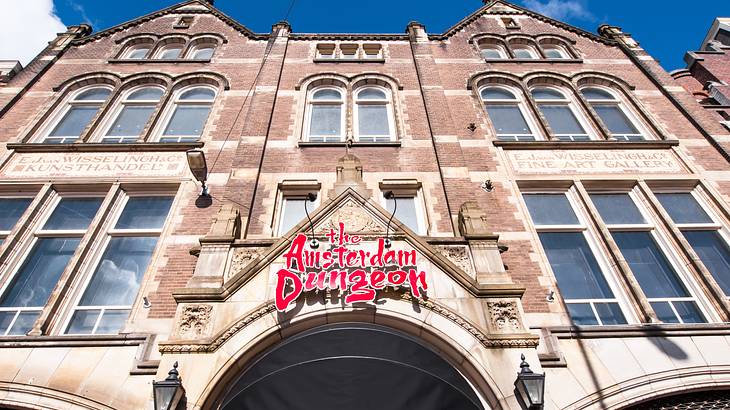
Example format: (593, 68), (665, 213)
(590, 192), (706, 323)
(484, 105), (535, 141)
(0, 197), (33, 242)
(0, 197), (102, 335)
(66, 196), (173, 335)
(655, 191), (730, 297)
(524, 192), (628, 325)
(384, 193), (426, 235)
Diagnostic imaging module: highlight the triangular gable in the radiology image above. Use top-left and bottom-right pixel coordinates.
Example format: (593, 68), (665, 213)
(174, 187), (525, 303)
(73, 0), (266, 45)
(432, 0), (614, 44)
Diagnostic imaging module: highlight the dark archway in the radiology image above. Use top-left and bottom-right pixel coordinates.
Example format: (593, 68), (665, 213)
(217, 323), (487, 410)
(625, 389), (730, 409)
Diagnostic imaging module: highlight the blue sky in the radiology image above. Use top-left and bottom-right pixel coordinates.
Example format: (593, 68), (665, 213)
(2, 0), (729, 70)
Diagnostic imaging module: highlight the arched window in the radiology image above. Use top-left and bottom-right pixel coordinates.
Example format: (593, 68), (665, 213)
(187, 41), (217, 60)
(43, 87), (111, 144)
(101, 87), (164, 143)
(542, 45), (569, 59)
(159, 86), (216, 142)
(155, 44), (183, 60)
(480, 86), (536, 141)
(480, 45), (507, 59)
(354, 87), (394, 142)
(305, 87), (345, 142)
(511, 45), (538, 59)
(581, 87), (644, 141)
(531, 87), (591, 141)
(123, 45), (151, 59)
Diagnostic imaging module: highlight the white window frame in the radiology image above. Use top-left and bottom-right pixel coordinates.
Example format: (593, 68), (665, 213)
(62, 191), (173, 335)
(304, 86), (346, 142)
(186, 43), (216, 60)
(479, 85), (541, 141)
(522, 188), (635, 325)
(379, 189), (428, 236)
(95, 85), (165, 143)
(581, 86), (648, 141)
(511, 45), (539, 59)
(37, 86), (112, 144)
(276, 194), (320, 236)
(531, 86), (595, 141)
(480, 45), (507, 60)
(122, 44), (152, 60)
(654, 187), (730, 299)
(541, 45), (569, 59)
(0, 194), (36, 241)
(353, 86), (395, 142)
(590, 188), (718, 323)
(153, 44), (184, 60)
(152, 85), (216, 143)
(0, 193), (102, 336)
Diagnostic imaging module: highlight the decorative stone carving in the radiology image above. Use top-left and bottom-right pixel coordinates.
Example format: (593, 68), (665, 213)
(178, 304), (213, 339)
(329, 153), (371, 198)
(435, 245), (475, 276)
(458, 202), (494, 239)
(229, 248), (262, 278)
(317, 200), (385, 233)
(487, 300), (523, 333)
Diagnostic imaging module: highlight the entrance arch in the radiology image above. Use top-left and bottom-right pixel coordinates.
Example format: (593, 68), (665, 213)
(214, 323), (488, 410)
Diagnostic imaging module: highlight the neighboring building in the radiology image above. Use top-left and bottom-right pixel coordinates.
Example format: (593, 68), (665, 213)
(673, 17), (730, 131)
(1, 1), (730, 409)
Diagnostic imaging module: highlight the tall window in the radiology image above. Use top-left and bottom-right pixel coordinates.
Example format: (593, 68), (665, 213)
(0, 197), (33, 243)
(0, 197), (102, 335)
(102, 87), (164, 143)
(590, 193), (706, 323)
(581, 87), (644, 141)
(354, 87), (393, 142)
(655, 191), (730, 296)
(43, 87), (111, 144)
(278, 195), (320, 235)
(66, 196), (172, 335)
(384, 194), (425, 235)
(531, 87), (591, 141)
(159, 87), (216, 142)
(523, 192), (628, 325)
(480, 86), (536, 141)
(306, 87), (344, 142)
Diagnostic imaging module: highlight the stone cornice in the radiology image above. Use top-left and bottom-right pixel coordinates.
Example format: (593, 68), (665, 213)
(6, 142), (203, 153)
(493, 140), (679, 150)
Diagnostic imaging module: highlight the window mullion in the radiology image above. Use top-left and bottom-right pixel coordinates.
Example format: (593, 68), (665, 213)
(574, 181), (656, 323)
(31, 184), (122, 336)
(639, 181), (730, 321)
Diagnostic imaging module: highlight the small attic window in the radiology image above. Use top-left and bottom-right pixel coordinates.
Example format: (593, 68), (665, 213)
(174, 16), (194, 29)
(501, 17), (520, 29)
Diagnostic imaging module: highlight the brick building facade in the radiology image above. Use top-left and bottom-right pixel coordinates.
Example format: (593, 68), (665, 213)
(1, 1), (730, 409)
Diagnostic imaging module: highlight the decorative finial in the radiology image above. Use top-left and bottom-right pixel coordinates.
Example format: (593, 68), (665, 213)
(166, 361), (180, 381)
(519, 354), (534, 374)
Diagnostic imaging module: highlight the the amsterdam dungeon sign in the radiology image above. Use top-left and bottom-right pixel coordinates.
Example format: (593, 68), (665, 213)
(275, 222), (428, 311)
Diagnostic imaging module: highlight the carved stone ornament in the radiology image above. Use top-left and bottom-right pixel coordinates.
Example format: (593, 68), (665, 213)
(435, 245), (475, 276)
(177, 304), (213, 339)
(487, 300), (523, 333)
(229, 248), (262, 277)
(317, 200), (385, 234)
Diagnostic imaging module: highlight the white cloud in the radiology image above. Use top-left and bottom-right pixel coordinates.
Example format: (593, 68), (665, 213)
(521, 0), (594, 22)
(0, 0), (67, 66)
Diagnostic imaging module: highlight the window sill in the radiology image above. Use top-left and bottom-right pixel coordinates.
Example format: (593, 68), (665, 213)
(0, 332), (150, 347)
(538, 322), (730, 339)
(484, 58), (583, 64)
(313, 58), (385, 63)
(493, 140), (679, 150)
(107, 58), (211, 64)
(7, 142), (204, 153)
(298, 141), (401, 147)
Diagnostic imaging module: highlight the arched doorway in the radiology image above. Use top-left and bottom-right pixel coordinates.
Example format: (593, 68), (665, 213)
(215, 323), (488, 410)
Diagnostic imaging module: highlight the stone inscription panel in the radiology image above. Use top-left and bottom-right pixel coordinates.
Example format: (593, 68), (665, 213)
(506, 149), (686, 175)
(1, 152), (188, 179)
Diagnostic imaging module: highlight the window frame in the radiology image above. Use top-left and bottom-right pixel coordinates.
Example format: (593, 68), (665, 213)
(0, 192), (104, 336)
(153, 44), (184, 60)
(588, 188), (716, 324)
(0, 194), (36, 241)
(521, 188), (635, 325)
(479, 45), (508, 60)
(37, 86), (112, 144)
(61, 191), (174, 335)
(379, 189), (428, 236)
(276, 194), (320, 237)
(580, 86), (648, 141)
(531, 86), (595, 141)
(186, 42), (217, 60)
(479, 85), (541, 141)
(303, 86), (346, 142)
(510, 45), (539, 59)
(353, 86), (396, 142)
(95, 85), (165, 144)
(541, 45), (569, 59)
(153, 85), (217, 143)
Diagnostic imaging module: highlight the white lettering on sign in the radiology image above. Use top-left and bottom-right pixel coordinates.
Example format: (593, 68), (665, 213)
(2, 152), (188, 179)
(507, 149), (686, 174)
